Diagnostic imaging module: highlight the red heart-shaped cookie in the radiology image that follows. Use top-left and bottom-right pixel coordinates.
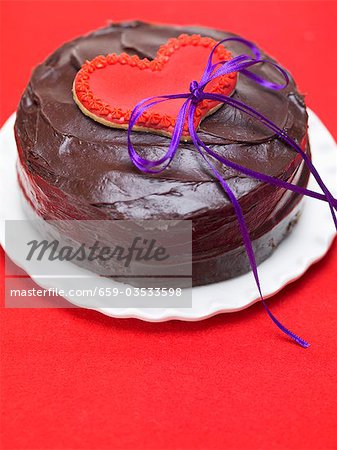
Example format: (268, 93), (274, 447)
(73, 34), (237, 140)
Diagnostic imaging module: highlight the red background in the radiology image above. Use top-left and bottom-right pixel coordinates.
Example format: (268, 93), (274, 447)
(1, 1), (337, 449)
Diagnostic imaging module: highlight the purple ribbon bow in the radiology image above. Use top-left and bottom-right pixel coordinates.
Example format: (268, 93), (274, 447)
(127, 37), (337, 348)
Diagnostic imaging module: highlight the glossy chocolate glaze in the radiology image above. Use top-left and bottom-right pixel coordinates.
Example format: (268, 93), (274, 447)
(15, 21), (310, 284)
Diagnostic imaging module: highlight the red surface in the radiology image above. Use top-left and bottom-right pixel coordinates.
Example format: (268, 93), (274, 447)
(74, 35), (236, 135)
(1, 1), (337, 449)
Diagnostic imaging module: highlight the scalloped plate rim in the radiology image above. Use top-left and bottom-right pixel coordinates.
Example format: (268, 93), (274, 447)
(0, 109), (336, 322)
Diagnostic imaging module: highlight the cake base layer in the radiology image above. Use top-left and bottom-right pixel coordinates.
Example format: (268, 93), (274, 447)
(17, 154), (309, 287)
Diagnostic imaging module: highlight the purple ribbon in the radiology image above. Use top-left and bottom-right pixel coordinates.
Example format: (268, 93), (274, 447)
(127, 37), (337, 348)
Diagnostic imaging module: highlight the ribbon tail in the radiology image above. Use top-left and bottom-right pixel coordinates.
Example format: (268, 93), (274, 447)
(195, 139), (337, 207)
(205, 92), (337, 230)
(188, 105), (310, 348)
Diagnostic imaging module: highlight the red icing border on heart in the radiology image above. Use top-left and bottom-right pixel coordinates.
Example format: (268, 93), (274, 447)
(73, 34), (237, 137)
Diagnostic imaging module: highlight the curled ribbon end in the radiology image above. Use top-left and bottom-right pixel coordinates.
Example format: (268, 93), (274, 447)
(289, 332), (311, 349)
(262, 300), (310, 349)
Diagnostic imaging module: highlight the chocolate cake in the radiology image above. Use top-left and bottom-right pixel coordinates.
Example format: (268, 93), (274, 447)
(15, 21), (310, 286)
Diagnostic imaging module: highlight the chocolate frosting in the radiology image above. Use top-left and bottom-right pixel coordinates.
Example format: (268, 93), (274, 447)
(15, 21), (309, 259)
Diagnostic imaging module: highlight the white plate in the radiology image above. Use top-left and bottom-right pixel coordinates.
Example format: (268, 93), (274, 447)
(0, 110), (336, 321)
